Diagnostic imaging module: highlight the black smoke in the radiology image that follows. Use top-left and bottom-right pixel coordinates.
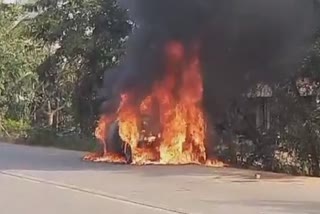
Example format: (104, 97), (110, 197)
(103, 0), (320, 122)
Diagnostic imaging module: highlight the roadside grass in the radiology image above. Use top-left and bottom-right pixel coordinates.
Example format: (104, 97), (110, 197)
(0, 126), (99, 152)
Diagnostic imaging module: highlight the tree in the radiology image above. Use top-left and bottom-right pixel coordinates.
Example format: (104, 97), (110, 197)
(0, 3), (45, 135)
(30, 0), (131, 133)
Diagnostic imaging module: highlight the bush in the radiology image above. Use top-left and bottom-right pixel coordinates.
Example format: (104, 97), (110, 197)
(0, 118), (30, 139)
(26, 127), (57, 146)
(26, 127), (98, 151)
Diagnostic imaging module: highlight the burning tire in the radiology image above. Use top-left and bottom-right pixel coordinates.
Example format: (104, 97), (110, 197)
(123, 143), (132, 164)
(107, 120), (132, 164)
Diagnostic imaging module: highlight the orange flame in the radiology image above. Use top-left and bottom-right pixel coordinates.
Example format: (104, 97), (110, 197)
(84, 41), (223, 167)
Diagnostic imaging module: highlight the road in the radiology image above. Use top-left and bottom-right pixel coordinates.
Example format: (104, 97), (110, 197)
(0, 143), (319, 214)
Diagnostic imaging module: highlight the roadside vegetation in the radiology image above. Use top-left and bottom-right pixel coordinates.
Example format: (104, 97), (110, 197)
(0, 1), (130, 151)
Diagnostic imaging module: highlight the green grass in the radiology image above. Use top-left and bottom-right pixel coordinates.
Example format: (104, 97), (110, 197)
(27, 128), (98, 151)
(0, 126), (99, 152)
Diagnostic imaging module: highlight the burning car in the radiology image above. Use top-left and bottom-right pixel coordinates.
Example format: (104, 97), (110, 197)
(84, 41), (223, 166)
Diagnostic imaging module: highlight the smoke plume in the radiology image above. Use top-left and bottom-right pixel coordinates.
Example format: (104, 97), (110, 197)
(104, 0), (320, 122)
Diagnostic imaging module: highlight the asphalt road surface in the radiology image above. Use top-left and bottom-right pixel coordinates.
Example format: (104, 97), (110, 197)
(1, 142), (320, 214)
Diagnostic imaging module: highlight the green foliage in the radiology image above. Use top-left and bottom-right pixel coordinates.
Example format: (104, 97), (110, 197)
(2, 118), (30, 133)
(0, 118), (30, 139)
(0, 4), (46, 120)
(30, 0), (132, 133)
(0, 1), (131, 150)
(26, 127), (97, 151)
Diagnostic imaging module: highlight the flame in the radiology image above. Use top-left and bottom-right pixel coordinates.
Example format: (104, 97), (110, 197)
(84, 41), (223, 167)
(94, 115), (110, 145)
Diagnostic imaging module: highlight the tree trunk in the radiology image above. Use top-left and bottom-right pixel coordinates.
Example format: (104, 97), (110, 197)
(48, 112), (54, 127)
(310, 142), (320, 177)
(44, 100), (65, 128)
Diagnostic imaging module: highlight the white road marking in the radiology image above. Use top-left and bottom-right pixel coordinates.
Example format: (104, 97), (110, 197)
(0, 170), (187, 214)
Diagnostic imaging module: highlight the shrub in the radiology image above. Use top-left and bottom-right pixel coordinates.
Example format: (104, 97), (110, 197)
(0, 118), (30, 139)
(26, 127), (98, 151)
